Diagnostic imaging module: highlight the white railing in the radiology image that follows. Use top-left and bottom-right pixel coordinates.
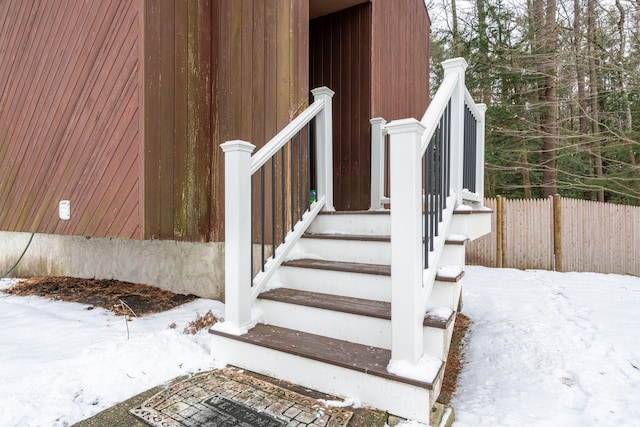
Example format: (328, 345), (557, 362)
(382, 58), (486, 365)
(220, 87), (335, 333)
(461, 88), (487, 205)
(370, 59), (486, 211)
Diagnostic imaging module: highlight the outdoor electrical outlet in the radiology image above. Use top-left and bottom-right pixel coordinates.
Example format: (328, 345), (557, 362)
(59, 200), (71, 220)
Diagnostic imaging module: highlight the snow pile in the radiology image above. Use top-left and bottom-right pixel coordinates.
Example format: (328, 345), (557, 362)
(436, 265), (463, 279)
(387, 354), (443, 383)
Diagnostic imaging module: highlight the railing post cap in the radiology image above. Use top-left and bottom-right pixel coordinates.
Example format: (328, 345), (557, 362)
(221, 140), (256, 153)
(384, 118), (426, 135)
(476, 103), (487, 113)
(442, 57), (468, 73)
(311, 86), (335, 98)
(370, 117), (387, 126)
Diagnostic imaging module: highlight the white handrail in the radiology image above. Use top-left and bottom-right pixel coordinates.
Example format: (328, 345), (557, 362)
(251, 99), (324, 174)
(385, 57), (487, 368)
(221, 86), (334, 333)
(419, 72), (458, 154)
(464, 87), (483, 120)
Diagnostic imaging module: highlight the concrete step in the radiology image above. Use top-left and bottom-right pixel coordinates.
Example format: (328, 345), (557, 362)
(209, 323), (443, 424)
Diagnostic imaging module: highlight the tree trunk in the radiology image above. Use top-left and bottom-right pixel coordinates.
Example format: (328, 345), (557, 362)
(588, 0), (604, 202)
(451, 0), (462, 57)
(477, 0), (491, 105)
(532, 0), (558, 197)
(574, 0), (588, 137)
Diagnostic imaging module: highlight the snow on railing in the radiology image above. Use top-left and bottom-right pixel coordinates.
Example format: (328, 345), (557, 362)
(220, 87), (335, 332)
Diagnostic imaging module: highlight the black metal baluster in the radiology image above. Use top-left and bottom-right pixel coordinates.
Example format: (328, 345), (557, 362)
(429, 141), (436, 252)
(260, 166), (265, 271)
(290, 134), (295, 232)
(446, 102), (451, 197)
(281, 147), (285, 244)
(271, 158), (276, 259)
(299, 126), (303, 215)
(423, 149), (428, 269)
(435, 119), (442, 228)
(251, 176), (254, 283)
(307, 123), (312, 211)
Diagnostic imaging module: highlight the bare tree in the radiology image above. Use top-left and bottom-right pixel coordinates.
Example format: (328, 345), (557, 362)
(531, 0), (559, 197)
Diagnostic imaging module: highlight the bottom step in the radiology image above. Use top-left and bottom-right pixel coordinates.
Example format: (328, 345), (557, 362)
(209, 324), (444, 424)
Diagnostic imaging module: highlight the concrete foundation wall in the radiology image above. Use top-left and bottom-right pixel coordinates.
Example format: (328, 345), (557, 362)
(0, 232), (225, 300)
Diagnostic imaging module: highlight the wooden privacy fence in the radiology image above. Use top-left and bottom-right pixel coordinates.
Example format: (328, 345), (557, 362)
(467, 195), (640, 276)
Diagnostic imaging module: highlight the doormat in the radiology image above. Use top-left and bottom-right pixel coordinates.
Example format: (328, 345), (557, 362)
(130, 368), (354, 427)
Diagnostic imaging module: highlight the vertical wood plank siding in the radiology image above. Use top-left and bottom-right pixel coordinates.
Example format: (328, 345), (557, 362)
(310, 0), (430, 210)
(208, 0), (309, 241)
(310, 3), (372, 211)
(142, 0), (212, 241)
(2, 0), (429, 240)
(142, 0), (308, 241)
(371, 0), (430, 122)
(0, 0), (141, 238)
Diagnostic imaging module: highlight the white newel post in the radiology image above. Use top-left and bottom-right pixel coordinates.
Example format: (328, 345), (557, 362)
(386, 118), (426, 365)
(311, 86), (335, 211)
(369, 117), (387, 210)
(221, 140), (256, 333)
(476, 103), (487, 204)
(442, 58), (468, 207)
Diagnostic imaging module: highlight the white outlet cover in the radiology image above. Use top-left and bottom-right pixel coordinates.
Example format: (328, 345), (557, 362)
(59, 200), (71, 220)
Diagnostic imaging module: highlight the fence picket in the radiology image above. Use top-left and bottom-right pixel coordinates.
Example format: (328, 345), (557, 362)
(466, 196), (640, 277)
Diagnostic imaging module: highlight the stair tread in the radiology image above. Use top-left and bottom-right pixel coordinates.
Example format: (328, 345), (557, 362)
(282, 258), (465, 283)
(209, 323), (440, 390)
(303, 232), (390, 242)
(318, 210), (390, 215)
(282, 258), (391, 276)
(303, 232), (464, 246)
(259, 288), (453, 329)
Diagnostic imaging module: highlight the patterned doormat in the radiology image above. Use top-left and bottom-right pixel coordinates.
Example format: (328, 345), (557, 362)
(130, 368), (354, 427)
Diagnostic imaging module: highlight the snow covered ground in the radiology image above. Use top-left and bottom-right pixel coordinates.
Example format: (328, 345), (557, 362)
(1, 266), (639, 426)
(0, 279), (224, 427)
(452, 266), (640, 427)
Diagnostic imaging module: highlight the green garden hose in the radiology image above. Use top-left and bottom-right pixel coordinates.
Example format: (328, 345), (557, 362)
(1, 232), (35, 279)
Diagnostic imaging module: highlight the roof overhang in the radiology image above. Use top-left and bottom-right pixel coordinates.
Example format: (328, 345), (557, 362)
(309, 0), (369, 19)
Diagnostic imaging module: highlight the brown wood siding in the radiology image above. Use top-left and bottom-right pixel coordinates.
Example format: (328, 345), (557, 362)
(310, 0), (430, 211)
(371, 0), (430, 121)
(142, 0), (213, 241)
(0, 0), (141, 238)
(310, 3), (372, 211)
(209, 0), (309, 241)
(142, 0), (308, 242)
